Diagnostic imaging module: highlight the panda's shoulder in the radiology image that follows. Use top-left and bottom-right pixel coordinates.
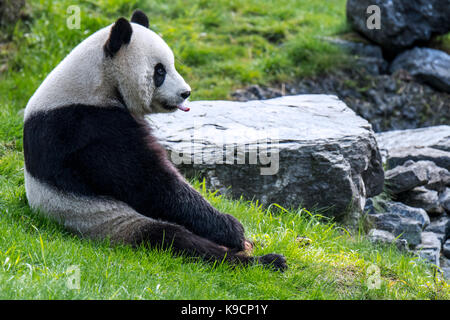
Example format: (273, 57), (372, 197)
(24, 104), (148, 150)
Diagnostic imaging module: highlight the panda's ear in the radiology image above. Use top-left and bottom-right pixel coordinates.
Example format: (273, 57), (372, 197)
(131, 10), (149, 28)
(104, 18), (133, 58)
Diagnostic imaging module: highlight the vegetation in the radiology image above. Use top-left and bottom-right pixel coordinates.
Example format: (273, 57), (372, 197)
(0, 0), (449, 299)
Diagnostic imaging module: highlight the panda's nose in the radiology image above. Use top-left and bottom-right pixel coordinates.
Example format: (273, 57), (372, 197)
(180, 91), (191, 99)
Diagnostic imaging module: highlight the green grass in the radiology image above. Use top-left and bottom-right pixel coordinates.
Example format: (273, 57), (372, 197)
(0, 0), (449, 299)
(1, 0), (350, 106)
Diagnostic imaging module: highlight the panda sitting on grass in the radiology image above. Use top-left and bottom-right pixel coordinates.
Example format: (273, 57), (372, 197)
(23, 10), (287, 271)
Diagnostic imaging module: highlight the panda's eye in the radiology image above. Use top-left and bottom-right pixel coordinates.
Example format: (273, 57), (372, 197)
(156, 66), (165, 75)
(154, 63), (166, 87)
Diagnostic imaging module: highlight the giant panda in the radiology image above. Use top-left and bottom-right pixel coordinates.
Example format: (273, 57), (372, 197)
(23, 10), (286, 271)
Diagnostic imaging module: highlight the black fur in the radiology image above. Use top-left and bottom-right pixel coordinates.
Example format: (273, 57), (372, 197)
(104, 18), (132, 58)
(24, 105), (246, 250)
(153, 63), (166, 87)
(23, 105), (287, 271)
(131, 10), (149, 28)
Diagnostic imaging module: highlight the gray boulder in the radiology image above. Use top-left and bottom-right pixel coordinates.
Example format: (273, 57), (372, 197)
(376, 126), (450, 168)
(398, 186), (444, 215)
(368, 228), (395, 243)
(424, 216), (450, 241)
(346, 0), (450, 52)
(385, 160), (450, 194)
(415, 232), (442, 266)
(424, 163), (450, 193)
(443, 239), (450, 259)
(376, 126), (450, 154)
(366, 199), (431, 247)
(385, 148), (450, 172)
(440, 188), (450, 212)
(149, 95), (384, 224)
(369, 213), (422, 246)
(431, 137), (450, 153)
(440, 257), (450, 279)
(368, 229), (408, 250)
(390, 48), (450, 93)
(384, 160), (429, 194)
(370, 199), (430, 228)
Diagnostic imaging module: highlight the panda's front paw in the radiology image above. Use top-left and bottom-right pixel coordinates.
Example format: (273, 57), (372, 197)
(257, 254), (287, 272)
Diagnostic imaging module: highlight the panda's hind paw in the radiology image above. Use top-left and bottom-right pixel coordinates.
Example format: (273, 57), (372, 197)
(257, 253), (287, 272)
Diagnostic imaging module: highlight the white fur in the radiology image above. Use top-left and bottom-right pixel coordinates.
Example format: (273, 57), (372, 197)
(24, 22), (190, 121)
(25, 169), (152, 242)
(24, 20), (191, 237)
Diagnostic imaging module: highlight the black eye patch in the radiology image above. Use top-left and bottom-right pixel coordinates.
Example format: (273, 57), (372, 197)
(153, 63), (166, 87)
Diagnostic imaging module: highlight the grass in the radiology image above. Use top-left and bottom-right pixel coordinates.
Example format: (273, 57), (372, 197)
(1, 174), (449, 299)
(1, 0), (350, 105)
(0, 0), (449, 299)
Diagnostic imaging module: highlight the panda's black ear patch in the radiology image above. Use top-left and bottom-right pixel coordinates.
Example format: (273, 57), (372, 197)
(131, 10), (149, 28)
(104, 18), (133, 58)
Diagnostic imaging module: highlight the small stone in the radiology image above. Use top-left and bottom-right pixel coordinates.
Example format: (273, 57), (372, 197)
(387, 147), (450, 172)
(381, 200), (430, 229)
(417, 232), (442, 249)
(414, 232), (442, 267)
(369, 213), (422, 246)
(443, 239), (450, 259)
(376, 126), (450, 167)
(440, 188), (450, 212)
(424, 164), (450, 193)
(368, 228), (408, 250)
(424, 216), (450, 240)
(368, 229), (395, 243)
(398, 186), (444, 215)
(390, 48), (450, 93)
(415, 248), (440, 267)
(385, 162), (429, 194)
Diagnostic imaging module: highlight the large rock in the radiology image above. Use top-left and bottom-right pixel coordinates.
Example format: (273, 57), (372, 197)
(346, 0), (450, 53)
(369, 213), (423, 246)
(398, 187), (444, 215)
(440, 188), (450, 212)
(365, 199), (430, 246)
(424, 216), (450, 241)
(390, 48), (450, 93)
(366, 199), (430, 228)
(443, 239), (450, 259)
(368, 229), (407, 250)
(385, 148), (450, 172)
(376, 126), (450, 171)
(385, 160), (450, 193)
(384, 160), (429, 194)
(423, 163), (450, 193)
(441, 257), (450, 279)
(149, 95), (384, 223)
(415, 232), (442, 266)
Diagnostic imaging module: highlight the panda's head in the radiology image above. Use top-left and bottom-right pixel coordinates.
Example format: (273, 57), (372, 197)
(103, 10), (191, 116)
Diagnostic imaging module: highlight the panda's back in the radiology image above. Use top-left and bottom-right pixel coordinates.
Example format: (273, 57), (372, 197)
(24, 26), (114, 121)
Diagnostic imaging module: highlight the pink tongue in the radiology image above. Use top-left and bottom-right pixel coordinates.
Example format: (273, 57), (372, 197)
(177, 104), (190, 112)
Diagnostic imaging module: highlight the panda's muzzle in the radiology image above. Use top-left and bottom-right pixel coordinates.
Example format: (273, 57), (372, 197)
(162, 102), (190, 112)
